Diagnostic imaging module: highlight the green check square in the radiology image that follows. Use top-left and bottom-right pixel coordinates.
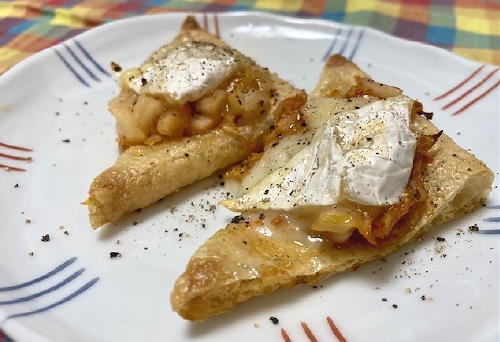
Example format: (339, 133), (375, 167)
(455, 30), (491, 49)
(430, 5), (455, 28)
(371, 13), (397, 33)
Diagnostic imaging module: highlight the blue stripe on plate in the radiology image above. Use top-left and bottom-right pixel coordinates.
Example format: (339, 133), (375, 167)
(0, 269), (85, 305)
(0, 257), (77, 292)
(484, 217), (500, 222)
(477, 229), (500, 234)
(4, 278), (99, 321)
(74, 40), (111, 77)
(64, 44), (101, 82)
(55, 50), (91, 88)
(338, 27), (353, 56)
(322, 27), (343, 61)
(348, 28), (365, 61)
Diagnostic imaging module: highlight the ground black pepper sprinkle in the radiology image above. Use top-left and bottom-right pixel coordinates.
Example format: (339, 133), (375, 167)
(110, 252), (121, 258)
(392, 304), (398, 309)
(62, 138), (70, 143)
(64, 231), (69, 235)
(41, 234), (50, 242)
(269, 317), (279, 325)
(436, 237), (446, 242)
(14, 183), (19, 188)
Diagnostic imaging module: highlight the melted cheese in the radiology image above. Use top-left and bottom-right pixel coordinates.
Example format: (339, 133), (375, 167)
(222, 96), (416, 211)
(119, 41), (239, 103)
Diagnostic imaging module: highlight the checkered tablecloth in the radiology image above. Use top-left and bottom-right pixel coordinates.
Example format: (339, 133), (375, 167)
(0, 0), (499, 75)
(0, 0), (498, 340)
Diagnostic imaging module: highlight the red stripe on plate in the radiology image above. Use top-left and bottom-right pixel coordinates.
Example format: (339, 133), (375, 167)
(300, 322), (319, 342)
(327, 316), (348, 342)
(434, 65), (485, 101)
(442, 68), (498, 110)
(0, 141), (33, 152)
(203, 12), (208, 30)
(0, 152), (32, 161)
(452, 80), (500, 116)
(0, 164), (26, 172)
(281, 328), (293, 342)
(214, 13), (221, 38)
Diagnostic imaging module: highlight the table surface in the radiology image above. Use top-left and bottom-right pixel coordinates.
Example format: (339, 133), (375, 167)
(0, 0), (499, 341)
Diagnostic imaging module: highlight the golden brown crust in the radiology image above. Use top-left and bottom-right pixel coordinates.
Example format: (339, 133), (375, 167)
(171, 55), (494, 321)
(85, 17), (306, 228)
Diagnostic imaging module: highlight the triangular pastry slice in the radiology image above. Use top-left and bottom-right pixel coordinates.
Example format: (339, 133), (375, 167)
(85, 16), (306, 228)
(171, 55), (493, 320)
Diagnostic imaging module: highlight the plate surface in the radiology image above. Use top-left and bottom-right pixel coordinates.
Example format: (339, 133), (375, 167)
(0, 12), (498, 342)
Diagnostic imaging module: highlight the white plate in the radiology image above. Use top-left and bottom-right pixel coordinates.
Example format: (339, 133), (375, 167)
(0, 12), (498, 342)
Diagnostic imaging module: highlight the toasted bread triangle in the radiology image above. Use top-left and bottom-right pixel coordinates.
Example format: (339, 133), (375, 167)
(170, 55), (493, 321)
(85, 16), (306, 228)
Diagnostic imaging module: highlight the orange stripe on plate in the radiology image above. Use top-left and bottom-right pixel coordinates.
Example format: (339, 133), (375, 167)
(442, 68), (498, 110)
(452, 79), (500, 116)
(327, 316), (348, 342)
(300, 322), (319, 342)
(434, 65), (485, 101)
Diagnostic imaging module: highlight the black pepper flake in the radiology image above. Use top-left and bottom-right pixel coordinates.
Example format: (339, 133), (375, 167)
(468, 224), (479, 232)
(111, 62), (122, 72)
(355, 106), (360, 109)
(133, 221), (138, 226)
(231, 215), (245, 224)
(184, 153), (189, 157)
(41, 234), (50, 242)
(141, 78), (148, 85)
(436, 237), (446, 242)
(62, 138), (70, 143)
(242, 240), (247, 244)
(392, 304), (398, 309)
(421, 295), (426, 301)
(259, 213), (265, 220)
(64, 231), (69, 235)
(109, 252), (121, 258)
(179, 233), (184, 238)
(300, 121), (308, 127)
(382, 298), (388, 302)
(14, 183), (19, 188)
(269, 316), (279, 325)
(264, 189), (269, 195)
